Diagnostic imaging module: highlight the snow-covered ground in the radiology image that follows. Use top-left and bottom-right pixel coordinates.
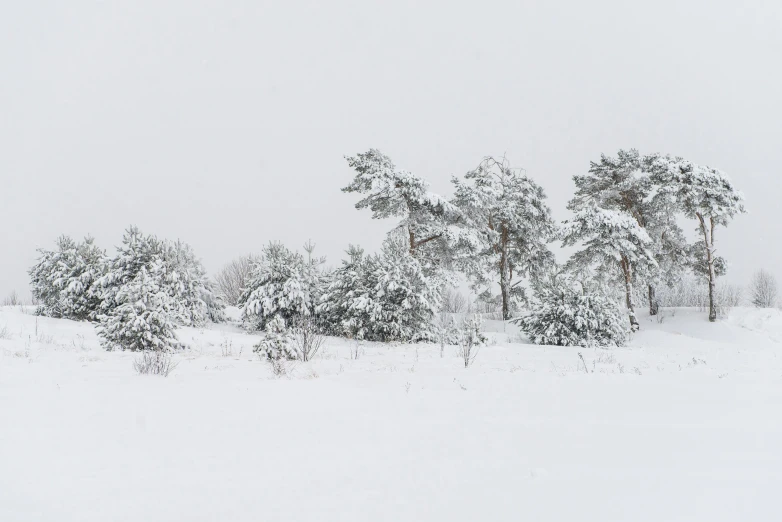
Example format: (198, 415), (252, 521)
(1, 306), (781, 521)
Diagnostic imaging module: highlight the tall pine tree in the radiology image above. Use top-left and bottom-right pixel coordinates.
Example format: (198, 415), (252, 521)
(561, 203), (657, 331)
(570, 149), (690, 316)
(343, 149), (459, 269)
(451, 156), (556, 320)
(647, 155), (746, 321)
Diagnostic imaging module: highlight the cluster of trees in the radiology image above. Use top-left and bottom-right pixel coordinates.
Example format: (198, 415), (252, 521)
(29, 227), (225, 351)
(219, 148), (744, 351)
(215, 148), (747, 350)
(29, 147), (747, 354)
(223, 150), (558, 348)
(559, 149), (746, 328)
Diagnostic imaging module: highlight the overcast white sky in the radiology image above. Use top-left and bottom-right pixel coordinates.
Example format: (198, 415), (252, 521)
(1, 0), (780, 300)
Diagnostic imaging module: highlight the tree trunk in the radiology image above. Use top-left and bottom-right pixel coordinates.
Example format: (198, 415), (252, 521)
(706, 253), (717, 322)
(697, 214), (718, 322)
(648, 284), (659, 316)
(621, 257), (639, 331)
(499, 225), (511, 321)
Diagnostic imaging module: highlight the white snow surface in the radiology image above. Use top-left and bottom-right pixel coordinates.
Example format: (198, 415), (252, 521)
(1, 306), (781, 521)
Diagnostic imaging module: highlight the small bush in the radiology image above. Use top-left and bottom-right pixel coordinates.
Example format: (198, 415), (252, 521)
(133, 350), (178, 377)
(269, 357), (293, 378)
(220, 336), (234, 357)
(290, 315), (324, 362)
(457, 315), (487, 368)
(515, 278), (628, 347)
(253, 315), (296, 362)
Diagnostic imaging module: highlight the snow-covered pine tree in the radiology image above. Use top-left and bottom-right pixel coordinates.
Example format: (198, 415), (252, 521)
(363, 234), (442, 342)
(343, 149), (459, 269)
(159, 240), (226, 326)
(647, 155), (746, 321)
(93, 227), (163, 315)
(29, 235), (75, 318)
(239, 241), (325, 331)
(560, 203), (657, 331)
(29, 235), (108, 320)
(451, 156), (556, 320)
(319, 234), (441, 342)
(515, 275), (628, 347)
(570, 149), (691, 316)
(96, 265), (183, 352)
(253, 315), (296, 362)
(318, 245), (374, 339)
(201, 284), (228, 324)
(61, 236), (107, 320)
(94, 227), (224, 326)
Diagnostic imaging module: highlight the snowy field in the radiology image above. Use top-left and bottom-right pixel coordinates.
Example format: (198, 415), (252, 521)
(1, 306), (781, 521)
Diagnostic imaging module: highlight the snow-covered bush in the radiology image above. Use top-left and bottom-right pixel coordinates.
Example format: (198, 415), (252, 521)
(239, 241), (324, 332)
(457, 315), (488, 368)
(29, 235), (107, 321)
(94, 227), (224, 327)
(254, 315), (296, 365)
(96, 266), (184, 352)
(516, 277), (629, 347)
(319, 237), (441, 342)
